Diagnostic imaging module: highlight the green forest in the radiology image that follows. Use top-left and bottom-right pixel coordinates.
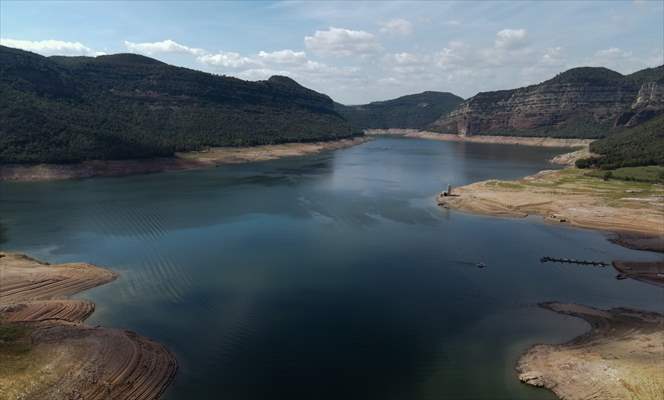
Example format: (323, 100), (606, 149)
(0, 46), (354, 163)
(1, 45), (662, 170)
(577, 115), (664, 170)
(335, 91), (463, 130)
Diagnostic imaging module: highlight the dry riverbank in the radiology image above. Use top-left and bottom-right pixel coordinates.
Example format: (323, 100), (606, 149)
(0, 137), (369, 182)
(365, 129), (593, 149)
(0, 252), (177, 400)
(517, 302), (664, 400)
(433, 148), (664, 400)
(437, 168), (664, 237)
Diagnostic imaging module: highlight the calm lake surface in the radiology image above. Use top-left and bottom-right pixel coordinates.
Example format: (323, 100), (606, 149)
(1, 137), (662, 400)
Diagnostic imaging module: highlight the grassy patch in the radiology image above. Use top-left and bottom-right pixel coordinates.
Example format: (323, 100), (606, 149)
(586, 166), (664, 184)
(0, 322), (32, 356)
(489, 167), (664, 204)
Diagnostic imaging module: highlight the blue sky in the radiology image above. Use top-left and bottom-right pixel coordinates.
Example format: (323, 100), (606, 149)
(2, 1), (662, 103)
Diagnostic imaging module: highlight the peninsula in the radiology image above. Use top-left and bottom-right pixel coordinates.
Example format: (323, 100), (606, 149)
(0, 252), (177, 399)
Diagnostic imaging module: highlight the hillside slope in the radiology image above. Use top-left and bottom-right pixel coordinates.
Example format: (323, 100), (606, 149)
(0, 46), (353, 164)
(430, 66), (664, 138)
(579, 114), (664, 169)
(335, 91), (463, 130)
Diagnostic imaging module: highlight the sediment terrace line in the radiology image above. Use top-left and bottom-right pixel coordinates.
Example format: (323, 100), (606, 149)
(0, 252), (178, 400)
(0, 300), (95, 323)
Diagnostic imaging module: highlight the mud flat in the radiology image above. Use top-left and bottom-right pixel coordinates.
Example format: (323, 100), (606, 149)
(0, 137), (369, 182)
(364, 129), (593, 149)
(517, 302), (664, 400)
(437, 168), (664, 238)
(0, 252), (177, 400)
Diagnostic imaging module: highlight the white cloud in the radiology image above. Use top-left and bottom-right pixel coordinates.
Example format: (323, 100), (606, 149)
(236, 68), (290, 81)
(540, 47), (565, 66)
(585, 47), (650, 72)
(304, 27), (381, 56)
(435, 41), (471, 69)
(197, 51), (257, 68)
(378, 77), (401, 85)
(257, 49), (307, 64)
(124, 39), (205, 56)
(392, 52), (421, 65)
(379, 19), (413, 35)
(0, 38), (101, 56)
(494, 29), (528, 50)
(594, 47), (632, 59)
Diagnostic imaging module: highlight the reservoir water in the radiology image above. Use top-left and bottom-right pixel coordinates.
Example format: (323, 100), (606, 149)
(1, 137), (662, 399)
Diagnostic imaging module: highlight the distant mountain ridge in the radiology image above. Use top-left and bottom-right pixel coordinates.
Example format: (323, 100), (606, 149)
(0, 45), (353, 164)
(334, 91), (463, 130)
(430, 66), (664, 138)
(2, 44), (662, 169)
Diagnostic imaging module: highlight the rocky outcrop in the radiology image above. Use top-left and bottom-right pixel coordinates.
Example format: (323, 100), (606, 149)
(431, 66), (664, 138)
(615, 81), (664, 127)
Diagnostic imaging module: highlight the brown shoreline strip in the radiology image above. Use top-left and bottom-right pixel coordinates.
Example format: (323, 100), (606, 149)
(0, 252), (177, 400)
(364, 129), (594, 148)
(0, 137), (370, 182)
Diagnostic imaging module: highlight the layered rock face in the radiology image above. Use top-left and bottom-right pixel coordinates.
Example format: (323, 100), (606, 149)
(616, 81), (664, 127)
(431, 67), (664, 138)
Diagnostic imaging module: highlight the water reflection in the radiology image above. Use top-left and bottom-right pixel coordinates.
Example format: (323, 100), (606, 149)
(0, 137), (661, 400)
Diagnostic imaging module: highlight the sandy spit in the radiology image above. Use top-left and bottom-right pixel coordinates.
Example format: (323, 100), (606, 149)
(0, 252), (177, 400)
(0, 137), (370, 182)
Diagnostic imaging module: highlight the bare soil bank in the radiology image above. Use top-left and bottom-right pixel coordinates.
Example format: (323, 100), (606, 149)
(0, 252), (177, 400)
(0, 137), (369, 182)
(437, 168), (664, 238)
(364, 129), (593, 149)
(517, 302), (664, 400)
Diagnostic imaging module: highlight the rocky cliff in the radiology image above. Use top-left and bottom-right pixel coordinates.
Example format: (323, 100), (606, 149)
(615, 81), (664, 127)
(430, 66), (664, 138)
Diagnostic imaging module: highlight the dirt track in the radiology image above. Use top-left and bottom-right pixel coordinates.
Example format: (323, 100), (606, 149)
(0, 252), (177, 400)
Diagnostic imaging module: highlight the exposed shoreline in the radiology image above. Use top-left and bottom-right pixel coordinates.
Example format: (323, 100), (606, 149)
(364, 128), (594, 149)
(517, 302), (664, 400)
(0, 252), (177, 399)
(430, 140), (664, 400)
(0, 137), (370, 182)
(437, 168), (664, 239)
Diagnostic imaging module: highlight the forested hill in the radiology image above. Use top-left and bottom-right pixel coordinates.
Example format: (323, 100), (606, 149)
(578, 114), (664, 169)
(0, 46), (353, 164)
(334, 91), (463, 130)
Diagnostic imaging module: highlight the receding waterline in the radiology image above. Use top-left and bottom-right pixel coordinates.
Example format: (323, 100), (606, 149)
(1, 137), (660, 400)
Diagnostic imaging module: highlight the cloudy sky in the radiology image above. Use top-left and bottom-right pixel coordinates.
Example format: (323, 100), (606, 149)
(1, 1), (662, 104)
